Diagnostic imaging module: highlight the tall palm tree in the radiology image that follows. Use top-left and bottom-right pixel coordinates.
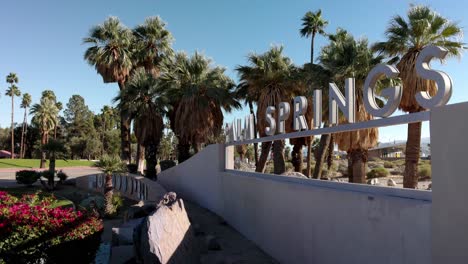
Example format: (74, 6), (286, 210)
(373, 6), (465, 188)
(300, 9), (328, 176)
(31, 97), (59, 168)
(236, 46), (304, 174)
(164, 52), (240, 163)
(319, 29), (382, 183)
(131, 16), (173, 171)
(20, 93), (32, 158)
(234, 82), (259, 166)
(300, 9), (328, 63)
(6, 73), (21, 159)
(115, 68), (168, 179)
(83, 17), (134, 163)
(133, 16), (173, 77)
(40, 90), (62, 139)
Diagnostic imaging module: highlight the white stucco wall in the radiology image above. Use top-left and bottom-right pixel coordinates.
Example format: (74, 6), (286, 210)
(431, 102), (468, 264)
(158, 144), (432, 264)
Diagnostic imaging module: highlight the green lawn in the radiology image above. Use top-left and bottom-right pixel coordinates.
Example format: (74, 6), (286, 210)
(0, 159), (95, 169)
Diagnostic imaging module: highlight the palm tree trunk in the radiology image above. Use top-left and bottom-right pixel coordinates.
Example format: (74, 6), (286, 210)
(118, 80), (132, 164)
(248, 101), (259, 166)
(145, 143), (157, 180)
(48, 152), (56, 188)
(313, 133), (331, 179)
(305, 33), (316, 177)
(347, 153), (353, 182)
(40, 132), (46, 169)
(136, 144), (145, 174)
(193, 143), (201, 153)
(403, 121), (421, 188)
(327, 134), (335, 169)
(291, 143), (303, 173)
(311, 33), (315, 63)
(120, 114), (132, 164)
(20, 109), (26, 159)
(350, 149), (367, 183)
(23, 111), (28, 158)
(256, 141), (272, 173)
(305, 141), (312, 177)
(11, 97), (14, 159)
(177, 143), (191, 163)
(273, 140), (286, 174)
(104, 172), (114, 216)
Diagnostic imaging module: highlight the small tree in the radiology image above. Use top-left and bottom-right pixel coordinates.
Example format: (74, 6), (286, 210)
(42, 139), (66, 190)
(95, 155), (126, 216)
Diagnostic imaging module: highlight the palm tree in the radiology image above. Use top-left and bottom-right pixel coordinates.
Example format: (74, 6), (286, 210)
(83, 17), (134, 164)
(42, 139), (66, 189)
(95, 154), (126, 216)
(20, 93), (32, 158)
(234, 79), (259, 166)
(373, 5), (465, 188)
(31, 97), (59, 168)
(319, 29), (382, 183)
(236, 46), (304, 174)
(133, 16), (173, 77)
(40, 90), (62, 139)
(164, 52), (240, 162)
(300, 9), (328, 63)
(115, 68), (168, 179)
(300, 9), (328, 176)
(6, 73), (21, 159)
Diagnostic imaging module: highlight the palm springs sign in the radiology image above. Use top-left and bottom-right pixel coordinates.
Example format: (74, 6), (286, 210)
(226, 45), (452, 142)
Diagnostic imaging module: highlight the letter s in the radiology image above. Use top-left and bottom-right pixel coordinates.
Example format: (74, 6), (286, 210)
(415, 45), (453, 109)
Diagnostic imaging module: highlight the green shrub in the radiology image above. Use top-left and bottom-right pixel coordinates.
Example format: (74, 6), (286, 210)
(15, 170), (41, 186)
(160, 160), (177, 171)
(57, 170), (68, 182)
(285, 162), (294, 172)
(418, 165), (432, 179)
(367, 167), (389, 179)
(383, 161), (394, 168)
(112, 192), (124, 212)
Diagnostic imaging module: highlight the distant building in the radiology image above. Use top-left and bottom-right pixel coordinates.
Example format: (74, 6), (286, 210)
(368, 142), (406, 159)
(368, 139), (431, 159)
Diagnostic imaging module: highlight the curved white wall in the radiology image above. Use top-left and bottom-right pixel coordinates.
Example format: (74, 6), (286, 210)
(157, 144), (432, 264)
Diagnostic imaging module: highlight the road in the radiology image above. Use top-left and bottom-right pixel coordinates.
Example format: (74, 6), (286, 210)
(0, 166), (102, 188)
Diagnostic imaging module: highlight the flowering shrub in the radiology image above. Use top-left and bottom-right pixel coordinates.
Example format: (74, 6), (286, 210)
(0, 191), (103, 263)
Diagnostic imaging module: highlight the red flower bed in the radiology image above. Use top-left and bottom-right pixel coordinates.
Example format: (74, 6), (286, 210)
(0, 191), (103, 263)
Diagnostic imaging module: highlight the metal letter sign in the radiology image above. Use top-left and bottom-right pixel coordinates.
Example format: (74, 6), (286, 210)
(363, 64), (402, 117)
(329, 78), (356, 125)
(293, 96), (308, 131)
(415, 45), (453, 109)
(227, 45), (454, 145)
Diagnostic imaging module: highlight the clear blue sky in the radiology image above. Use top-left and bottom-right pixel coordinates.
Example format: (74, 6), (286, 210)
(1, 0), (467, 142)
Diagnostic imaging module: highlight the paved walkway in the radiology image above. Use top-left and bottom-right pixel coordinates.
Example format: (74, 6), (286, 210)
(0, 166), (101, 188)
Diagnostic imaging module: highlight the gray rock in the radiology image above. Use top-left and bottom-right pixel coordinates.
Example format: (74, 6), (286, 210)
(427, 183), (432, 190)
(281, 171), (307, 179)
(367, 178), (380, 185)
(387, 179), (397, 187)
(136, 192), (199, 264)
